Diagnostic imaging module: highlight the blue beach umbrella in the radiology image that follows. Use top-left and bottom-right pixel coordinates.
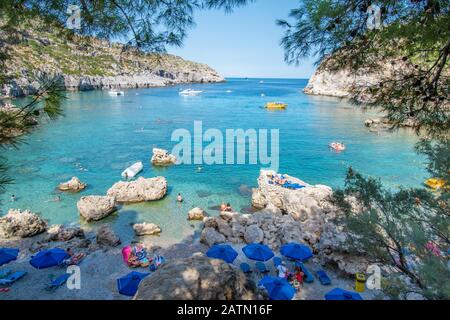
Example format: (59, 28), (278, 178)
(280, 243), (313, 261)
(30, 248), (69, 269)
(206, 244), (238, 263)
(258, 276), (295, 300)
(325, 288), (363, 300)
(117, 271), (150, 296)
(242, 244), (274, 261)
(0, 248), (19, 266)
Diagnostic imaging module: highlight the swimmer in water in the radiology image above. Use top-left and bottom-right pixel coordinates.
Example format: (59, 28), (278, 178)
(10, 194), (16, 202)
(177, 193), (183, 203)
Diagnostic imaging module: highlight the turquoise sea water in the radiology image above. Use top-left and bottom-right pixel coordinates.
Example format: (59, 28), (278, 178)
(0, 78), (427, 245)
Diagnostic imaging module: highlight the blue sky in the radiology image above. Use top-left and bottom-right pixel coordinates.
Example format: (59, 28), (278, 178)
(169, 0), (316, 79)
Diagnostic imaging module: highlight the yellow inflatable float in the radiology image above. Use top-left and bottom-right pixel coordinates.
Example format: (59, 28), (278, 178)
(265, 102), (287, 110)
(424, 178), (447, 190)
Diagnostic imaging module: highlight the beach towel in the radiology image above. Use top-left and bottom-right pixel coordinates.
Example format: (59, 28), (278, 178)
(122, 246), (132, 266)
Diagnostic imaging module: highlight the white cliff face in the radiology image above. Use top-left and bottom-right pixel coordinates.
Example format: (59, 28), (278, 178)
(304, 58), (405, 100)
(2, 70), (224, 97)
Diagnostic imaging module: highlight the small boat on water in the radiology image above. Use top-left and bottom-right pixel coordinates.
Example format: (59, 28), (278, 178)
(424, 178), (447, 190)
(121, 161), (143, 179)
(108, 90), (125, 96)
(179, 89), (203, 96)
(329, 142), (346, 152)
(265, 102), (287, 110)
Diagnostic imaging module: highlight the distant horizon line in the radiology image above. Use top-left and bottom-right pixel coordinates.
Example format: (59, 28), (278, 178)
(224, 76), (310, 80)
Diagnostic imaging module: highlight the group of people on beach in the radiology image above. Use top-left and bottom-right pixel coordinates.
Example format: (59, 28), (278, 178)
(220, 202), (233, 212)
(269, 174), (288, 186)
(276, 262), (305, 291)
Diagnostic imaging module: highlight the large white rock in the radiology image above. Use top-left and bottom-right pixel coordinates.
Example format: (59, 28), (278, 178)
(133, 222), (162, 236)
(251, 171), (332, 235)
(134, 255), (258, 300)
(151, 148), (177, 166)
(58, 176), (87, 192)
(188, 207), (206, 221)
(77, 195), (117, 222)
(0, 209), (47, 238)
(200, 227), (226, 247)
(107, 176), (167, 203)
(244, 224), (264, 244)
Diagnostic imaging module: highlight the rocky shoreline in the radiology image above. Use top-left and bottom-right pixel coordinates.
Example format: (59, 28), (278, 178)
(2, 70), (225, 98)
(0, 170), (378, 300)
(0, 22), (225, 98)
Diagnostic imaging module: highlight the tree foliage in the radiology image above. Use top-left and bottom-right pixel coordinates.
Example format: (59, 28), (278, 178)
(278, 0), (449, 135)
(277, 0), (449, 299)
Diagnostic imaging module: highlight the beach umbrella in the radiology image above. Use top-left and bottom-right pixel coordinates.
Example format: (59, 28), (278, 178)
(117, 271), (150, 297)
(325, 288), (363, 300)
(242, 244), (274, 261)
(258, 276), (295, 300)
(206, 244), (238, 263)
(0, 248), (19, 266)
(30, 248), (69, 269)
(280, 243), (313, 261)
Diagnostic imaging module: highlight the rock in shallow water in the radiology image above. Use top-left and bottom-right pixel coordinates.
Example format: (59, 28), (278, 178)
(133, 222), (162, 236)
(187, 207), (207, 221)
(134, 255), (258, 300)
(77, 195), (117, 222)
(151, 148), (176, 166)
(107, 176), (167, 203)
(0, 209), (47, 238)
(58, 176), (87, 192)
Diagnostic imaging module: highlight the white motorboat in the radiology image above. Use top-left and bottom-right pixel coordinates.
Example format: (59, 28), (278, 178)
(179, 89), (203, 96)
(121, 161), (143, 179)
(108, 90), (125, 96)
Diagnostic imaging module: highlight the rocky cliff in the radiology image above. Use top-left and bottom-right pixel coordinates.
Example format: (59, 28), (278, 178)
(304, 56), (403, 99)
(0, 21), (224, 97)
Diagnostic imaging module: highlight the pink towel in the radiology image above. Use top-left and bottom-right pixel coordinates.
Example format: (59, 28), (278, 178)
(122, 246), (132, 266)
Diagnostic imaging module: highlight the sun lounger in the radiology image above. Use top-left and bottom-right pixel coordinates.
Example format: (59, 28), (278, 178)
(283, 182), (305, 190)
(0, 271), (27, 286)
(256, 262), (269, 274)
(0, 269), (11, 279)
(240, 263), (252, 274)
(273, 257), (282, 267)
(46, 273), (71, 291)
(316, 269), (331, 285)
(295, 262), (314, 283)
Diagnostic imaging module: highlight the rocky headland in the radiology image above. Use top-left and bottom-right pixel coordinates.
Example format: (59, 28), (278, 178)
(0, 21), (224, 98)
